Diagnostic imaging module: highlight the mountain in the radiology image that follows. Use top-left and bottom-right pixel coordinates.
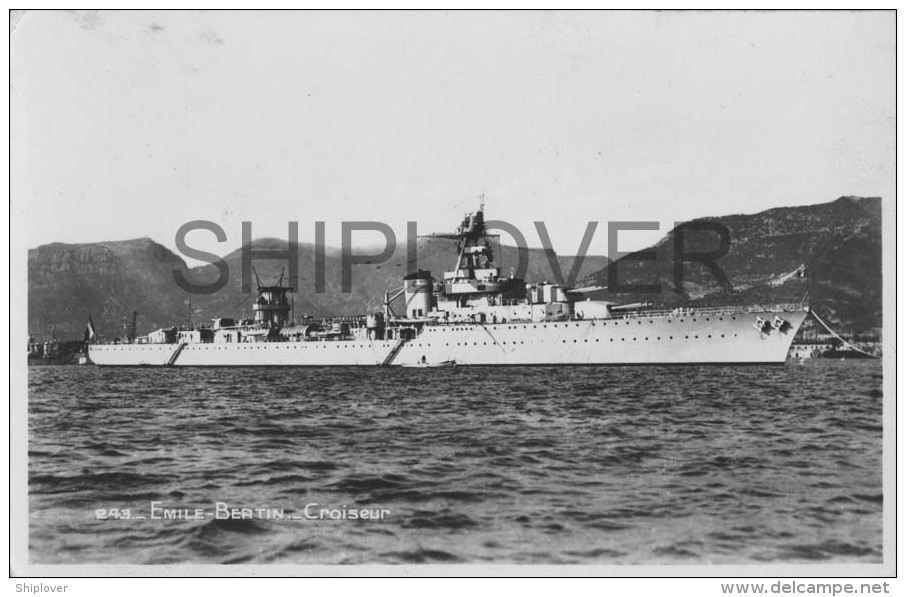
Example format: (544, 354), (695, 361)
(27, 236), (609, 340)
(584, 196), (882, 336)
(28, 238), (197, 340)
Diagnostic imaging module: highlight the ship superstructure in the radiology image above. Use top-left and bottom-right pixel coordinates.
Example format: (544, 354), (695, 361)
(89, 205), (809, 367)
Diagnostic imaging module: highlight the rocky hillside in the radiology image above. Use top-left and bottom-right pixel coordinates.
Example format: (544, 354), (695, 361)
(28, 239), (196, 340)
(584, 196), (882, 336)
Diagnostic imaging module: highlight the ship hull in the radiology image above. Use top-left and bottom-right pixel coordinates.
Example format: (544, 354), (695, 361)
(89, 309), (808, 367)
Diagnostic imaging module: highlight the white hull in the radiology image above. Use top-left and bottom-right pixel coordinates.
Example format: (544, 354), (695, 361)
(89, 309), (808, 367)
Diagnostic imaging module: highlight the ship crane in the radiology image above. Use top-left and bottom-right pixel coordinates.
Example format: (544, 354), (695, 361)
(384, 282), (426, 320)
(383, 285), (407, 319)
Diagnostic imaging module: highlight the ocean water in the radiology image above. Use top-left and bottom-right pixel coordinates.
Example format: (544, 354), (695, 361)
(27, 360), (883, 565)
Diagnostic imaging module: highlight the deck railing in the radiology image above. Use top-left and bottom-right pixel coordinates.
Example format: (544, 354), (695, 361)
(611, 302), (807, 320)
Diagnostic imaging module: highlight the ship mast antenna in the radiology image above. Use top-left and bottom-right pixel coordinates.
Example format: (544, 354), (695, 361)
(128, 310), (138, 343)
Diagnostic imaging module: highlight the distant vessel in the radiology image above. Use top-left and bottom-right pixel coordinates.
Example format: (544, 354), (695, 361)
(89, 204), (808, 367)
(28, 334), (86, 366)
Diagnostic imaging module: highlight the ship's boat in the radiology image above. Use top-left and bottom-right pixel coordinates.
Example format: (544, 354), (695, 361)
(402, 360), (457, 368)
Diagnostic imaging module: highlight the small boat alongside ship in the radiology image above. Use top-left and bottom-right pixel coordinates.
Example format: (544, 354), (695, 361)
(88, 205), (809, 367)
(402, 360), (457, 368)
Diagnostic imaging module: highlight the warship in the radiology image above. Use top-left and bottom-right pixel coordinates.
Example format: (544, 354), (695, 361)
(88, 205), (808, 367)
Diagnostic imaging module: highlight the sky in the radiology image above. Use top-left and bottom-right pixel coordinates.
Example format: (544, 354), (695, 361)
(11, 10), (895, 261)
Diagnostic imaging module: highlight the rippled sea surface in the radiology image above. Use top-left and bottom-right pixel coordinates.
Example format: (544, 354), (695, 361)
(28, 360), (883, 565)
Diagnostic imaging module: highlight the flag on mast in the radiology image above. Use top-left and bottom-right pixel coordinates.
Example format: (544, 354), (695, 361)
(85, 314), (96, 342)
